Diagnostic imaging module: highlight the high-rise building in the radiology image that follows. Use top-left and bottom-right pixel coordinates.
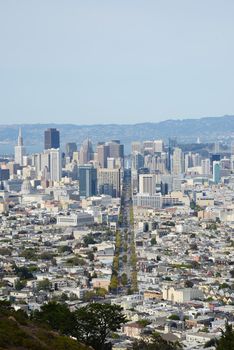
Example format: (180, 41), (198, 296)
(97, 168), (121, 197)
(167, 138), (177, 172)
(44, 128), (60, 150)
(213, 161), (221, 184)
(79, 139), (93, 165)
(66, 142), (77, 158)
(107, 140), (124, 159)
(14, 128), (26, 166)
(49, 149), (62, 182)
(132, 151), (144, 171)
(154, 140), (164, 153)
(139, 174), (156, 195)
(96, 143), (109, 168)
(79, 164), (97, 197)
(172, 147), (183, 175)
(201, 159), (211, 176)
(143, 141), (154, 155)
(131, 141), (142, 154)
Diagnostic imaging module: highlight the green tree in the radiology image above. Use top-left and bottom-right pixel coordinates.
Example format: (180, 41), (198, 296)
(95, 287), (108, 298)
(73, 303), (127, 350)
(15, 279), (27, 290)
(110, 274), (118, 290)
(14, 266), (34, 280)
(83, 235), (96, 246)
(132, 332), (182, 350)
(216, 322), (234, 350)
(33, 301), (75, 336)
(37, 279), (51, 291)
(21, 248), (37, 260)
(168, 314), (180, 321)
(121, 273), (128, 286)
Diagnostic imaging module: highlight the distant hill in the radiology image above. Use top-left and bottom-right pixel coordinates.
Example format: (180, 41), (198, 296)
(0, 115), (233, 154)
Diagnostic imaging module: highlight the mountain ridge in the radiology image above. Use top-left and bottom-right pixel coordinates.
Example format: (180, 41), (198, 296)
(0, 115), (233, 154)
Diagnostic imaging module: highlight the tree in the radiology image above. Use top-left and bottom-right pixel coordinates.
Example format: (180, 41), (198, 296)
(58, 245), (72, 254)
(95, 287), (108, 298)
(121, 273), (128, 286)
(14, 266), (34, 280)
(132, 332), (182, 350)
(33, 301), (76, 336)
(216, 322), (234, 350)
(83, 234), (96, 246)
(37, 279), (51, 291)
(109, 274), (118, 291)
(15, 279), (27, 290)
(151, 238), (156, 245)
(73, 303), (127, 350)
(168, 314), (180, 321)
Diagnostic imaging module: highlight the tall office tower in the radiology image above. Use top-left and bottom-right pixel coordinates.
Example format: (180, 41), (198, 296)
(139, 174), (156, 195)
(131, 141), (142, 154)
(201, 159), (211, 176)
(155, 155), (166, 174)
(132, 151), (144, 171)
(107, 157), (116, 169)
(14, 128), (26, 166)
(143, 140), (154, 154)
(79, 164), (97, 197)
(167, 138), (177, 172)
(107, 140), (124, 159)
(79, 139), (93, 165)
(213, 161), (221, 184)
(44, 128), (60, 150)
(96, 143), (109, 168)
(192, 153), (201, 167)
(154, 140), (164, 153)
(98, 168), (121, 197)
(184, 153), (192, 172)
(41, 150), (50, 175)
(66, 142), (77, 158)
(172, 147), (183, 175)
(31, 153), (42, 178)
(49, 149), (62, 182)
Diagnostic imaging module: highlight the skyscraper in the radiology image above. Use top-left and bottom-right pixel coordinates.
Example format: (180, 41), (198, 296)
(79, 164), (97, 197)
(139, 174), (156, 195)
(14, 128), (26, 166)
(44, 128), (60, 150)
(172, 147), (183, 175)
(79, 139), (93, 165)
(66, 142), (77, 158)
(201, 159), (211, 176)
(97, 168), (121, 197)
(49, 148), (62, 182)
(213, 161), (221, 184)
(96, 143), (109, 168)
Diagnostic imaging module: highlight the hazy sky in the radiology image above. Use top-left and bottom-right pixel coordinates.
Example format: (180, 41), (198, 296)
(0, 0), (234, 124)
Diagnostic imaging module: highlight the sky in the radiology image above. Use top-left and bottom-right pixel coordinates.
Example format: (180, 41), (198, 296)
(0, 0), (234, 125)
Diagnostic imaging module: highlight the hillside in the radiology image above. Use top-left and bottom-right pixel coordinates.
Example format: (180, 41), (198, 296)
(0, 115), (233, 154)
(0, 304), (90, 350)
